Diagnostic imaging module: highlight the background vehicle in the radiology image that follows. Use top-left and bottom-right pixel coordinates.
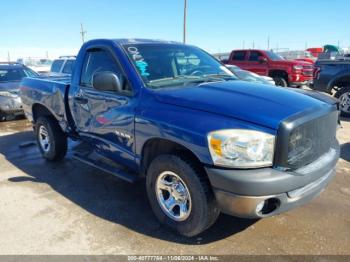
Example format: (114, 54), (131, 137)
(313, 59), (350, 116)
(17, 57), (52, 74)
(20, 39), (339, 237)
(307, 47), (324, 58)
(225, 64), (276, 85)
(0, 62), (39, 121)
(50, 56), (76, 76)
(226, 49), (314, 87)
(212, 52), (230, 63)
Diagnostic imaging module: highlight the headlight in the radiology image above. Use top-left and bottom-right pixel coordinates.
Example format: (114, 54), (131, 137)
(293, 65), (303, 70)
(207, 129), (275, 168)
(0, 91), (17, 98)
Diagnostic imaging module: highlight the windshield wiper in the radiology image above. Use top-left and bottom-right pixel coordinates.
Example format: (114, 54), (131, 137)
(148, 74), (235, 88)
(204, 74), (237, 80)
(149, 75), (202, 84)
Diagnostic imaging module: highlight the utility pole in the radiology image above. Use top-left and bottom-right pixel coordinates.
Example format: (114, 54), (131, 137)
(7, 51), (10, 62)
(80, 23), (87, 43)
(252, 41), (255, 49)
(242, 40), (245, 49)
(267, 36), (270, 50)
(183, 0), (187, 44)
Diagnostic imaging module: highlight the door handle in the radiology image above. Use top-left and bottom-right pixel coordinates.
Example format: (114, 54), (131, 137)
(74, 96), (88, 104)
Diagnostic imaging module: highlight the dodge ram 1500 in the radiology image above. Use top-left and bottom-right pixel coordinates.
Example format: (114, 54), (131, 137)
(20, 39), (340, 237)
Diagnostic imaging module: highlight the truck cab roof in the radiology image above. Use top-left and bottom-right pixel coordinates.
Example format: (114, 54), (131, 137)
(111, 38), (183, 45)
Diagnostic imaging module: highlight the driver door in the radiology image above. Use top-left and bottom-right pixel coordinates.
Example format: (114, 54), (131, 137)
(70, 47), (137, 168)
(247, 51), (268, 76)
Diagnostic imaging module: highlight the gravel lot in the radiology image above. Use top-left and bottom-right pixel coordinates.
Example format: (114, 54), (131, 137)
(0, 117), (349, 255)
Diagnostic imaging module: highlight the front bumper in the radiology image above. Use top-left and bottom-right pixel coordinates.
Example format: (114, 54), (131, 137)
(205, 142), (339, 218)
(289, 80), (313, 87)
(0, 96), (24, 115)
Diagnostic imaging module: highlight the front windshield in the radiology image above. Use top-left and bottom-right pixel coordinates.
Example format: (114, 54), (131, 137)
(0, 68), (39, 82)
(265, 51), (285, 61)
(123, 43), (236, 88)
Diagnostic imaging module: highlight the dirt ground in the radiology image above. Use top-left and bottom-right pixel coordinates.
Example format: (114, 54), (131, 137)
(0, 117), (349, 255)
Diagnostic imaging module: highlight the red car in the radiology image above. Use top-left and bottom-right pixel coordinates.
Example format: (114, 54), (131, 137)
(226, 49), (314, 87)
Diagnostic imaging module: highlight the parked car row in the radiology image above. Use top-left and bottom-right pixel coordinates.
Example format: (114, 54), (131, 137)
(16, 57), (53, 74)
(0, 62), (39, 121)
(19, 38), (340, 237)
(225, 49), (314, 88)
(0, 56), (77, 121)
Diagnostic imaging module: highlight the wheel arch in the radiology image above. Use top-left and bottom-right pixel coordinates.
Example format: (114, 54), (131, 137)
(32, 103), (57, 122)
(140, 137), (207, 177)
(329, 75), (350, 92)
(268, 69), (288, 80)
(31, 103), (67, 133)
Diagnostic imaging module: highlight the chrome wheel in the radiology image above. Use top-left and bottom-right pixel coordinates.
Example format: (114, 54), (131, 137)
(339, 92), (350, 113)
(38, 125), (51, 153)
(155, 171), (192, 222)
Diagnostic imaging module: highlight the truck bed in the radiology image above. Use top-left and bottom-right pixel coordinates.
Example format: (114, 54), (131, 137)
(20, 75), (71, 131)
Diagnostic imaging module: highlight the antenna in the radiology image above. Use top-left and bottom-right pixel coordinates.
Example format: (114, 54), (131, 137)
(80, 23), (87, 43)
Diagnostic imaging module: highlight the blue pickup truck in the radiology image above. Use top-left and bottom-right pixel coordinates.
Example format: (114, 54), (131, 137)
(20, 39), (340, 237)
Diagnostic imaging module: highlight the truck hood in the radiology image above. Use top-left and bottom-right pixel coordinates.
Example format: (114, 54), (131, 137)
(154, 81), (331, 130)
(275, 60), (313, 66)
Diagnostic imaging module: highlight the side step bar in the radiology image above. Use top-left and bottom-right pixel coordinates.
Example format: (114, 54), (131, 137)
(73, 152), (138, 183)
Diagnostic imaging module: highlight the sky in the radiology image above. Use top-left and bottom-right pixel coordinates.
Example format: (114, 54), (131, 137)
(1, 0), (349, 60)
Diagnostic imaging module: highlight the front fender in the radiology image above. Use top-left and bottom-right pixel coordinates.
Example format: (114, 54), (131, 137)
(135, 100), (276, 166)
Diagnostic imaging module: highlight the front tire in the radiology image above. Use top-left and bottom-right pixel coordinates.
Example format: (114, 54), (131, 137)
(35, 116), (67, 161)
(146, 154), (220, 237)
(335, 87), (350, 117)
(273, 77), (288, 87)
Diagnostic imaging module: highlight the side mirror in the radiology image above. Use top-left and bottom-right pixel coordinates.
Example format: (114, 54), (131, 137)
(258, 57), (268, 63)
(92, 71), (122, 92)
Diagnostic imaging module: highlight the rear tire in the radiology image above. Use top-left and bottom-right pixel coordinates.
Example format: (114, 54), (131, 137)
(273, 77), (288, 87)
(335, 86), (350, 117)
(35, 116), (68, 161)
(146, 154), (220, 237)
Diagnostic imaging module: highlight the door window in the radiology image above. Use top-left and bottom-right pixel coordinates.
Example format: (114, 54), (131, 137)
(62, 60), (75, 74)
(51, 60), (64, 72)
(80, 48), (131, 93)
(248, 51), (263, 61)
(232, 51), (246, 61)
